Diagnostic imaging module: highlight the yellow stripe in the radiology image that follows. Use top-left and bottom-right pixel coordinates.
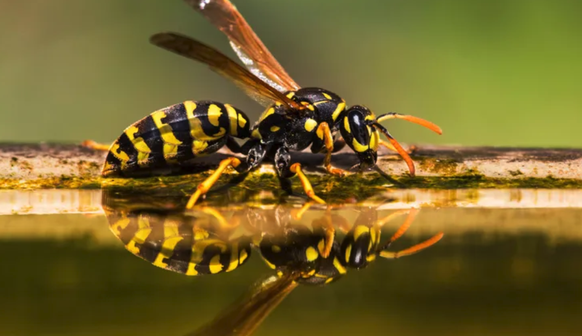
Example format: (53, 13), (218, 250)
(110, 217), (130, 235)
(345, 244), (352, 263)
(109, 143), (130, 166)
(225, 242), (240, 272)
(185, 101), (221, 141)
(186, 263), (199, 276)
(286, 91), (296, 99)
(332, 101), (346, 121)
(207, 104), (222, 127)
(239, 249), (248, 264)
(305, 246), (319, 262)
(333, 257), (347, 274)
(353, 225), (369, 241)
(270, 126), (280, 132)
(262, 257), (277, 269)
(352, 138), (369, 153)
(370, 129), (379, 151)
(304, 119), (318, 132)
(192, 140), (209, 155)
(209, 255), (223, 274)
(238, 114), (247, 128)
(213, 127), (226, 138)
(153, 236), (183, 268)
(343, 117), (351, 134)
(127, 227), (152, 255)
(259, 107), (275, 122)
(322, 92), (332, 100)
(151, 110), (182, 160)
(301, 101), (315, 111)
(251, 129), (262, 140)
(225, 104), (238, 136)
(125, 125), (150, 163)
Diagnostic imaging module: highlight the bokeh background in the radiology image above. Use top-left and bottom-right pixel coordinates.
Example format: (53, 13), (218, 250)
(1, 0), (581, 147)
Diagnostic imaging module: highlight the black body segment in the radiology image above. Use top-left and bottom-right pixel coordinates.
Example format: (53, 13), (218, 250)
(103, 100), (251, 176)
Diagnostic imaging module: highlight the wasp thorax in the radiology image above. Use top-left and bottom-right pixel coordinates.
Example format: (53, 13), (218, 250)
(292, 87), (347, 125)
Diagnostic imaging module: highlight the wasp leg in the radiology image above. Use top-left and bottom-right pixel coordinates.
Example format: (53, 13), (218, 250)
(380, 208), (419, 248)
(289, 163), (325, 204)
(372, 122), (416, 176)
(376, 209), (412, 229)
(81, 140), (110, 151)
(315, 210), (335, 258)
(186, 157), (243, 209)
(378, 140), (416, 155)
(379, 233), (444, 259)
(377, 208), (444, 258)
(291, 201), (314, 220)
(316, 122), (346, 177)
(376, 112), (443, 135)
(275, 146), (325, 204)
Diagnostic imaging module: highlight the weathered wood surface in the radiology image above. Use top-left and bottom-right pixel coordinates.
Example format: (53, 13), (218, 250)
(1, 142), (581, 182)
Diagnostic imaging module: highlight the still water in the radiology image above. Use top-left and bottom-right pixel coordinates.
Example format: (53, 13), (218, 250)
(1, 189), (581, 336)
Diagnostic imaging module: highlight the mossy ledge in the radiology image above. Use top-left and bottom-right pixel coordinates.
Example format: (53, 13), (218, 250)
(1, 143), (582, 195)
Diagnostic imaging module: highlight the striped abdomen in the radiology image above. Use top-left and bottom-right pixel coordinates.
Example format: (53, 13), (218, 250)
(103, 100), (251, 176)
(108, 211), (252, 276)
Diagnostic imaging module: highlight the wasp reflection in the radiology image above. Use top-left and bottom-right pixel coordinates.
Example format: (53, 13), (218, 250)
(102, 192), (443, 336)
(104, 203), (443, 285)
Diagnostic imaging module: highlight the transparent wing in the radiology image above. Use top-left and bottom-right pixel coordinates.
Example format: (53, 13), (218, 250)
(184, 0), (301, 93)
(151, 32), (303, 111)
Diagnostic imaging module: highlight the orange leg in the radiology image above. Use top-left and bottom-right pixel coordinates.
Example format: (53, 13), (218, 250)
(372, 123), (416, 176)
(82, 140), (111, 151)
(380, 233), (444, 259)
(289, 163), (325, 204)
(377, 208), (444, 259)
(378, 140), (416, 155)
(312, 212), (335, 258)
(291, 201), (314, 220)
(316, 122), (346, 177)
(186, 157), (241, 209)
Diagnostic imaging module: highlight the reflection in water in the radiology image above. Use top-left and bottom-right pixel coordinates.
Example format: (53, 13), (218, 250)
(102, 193), (443, 336)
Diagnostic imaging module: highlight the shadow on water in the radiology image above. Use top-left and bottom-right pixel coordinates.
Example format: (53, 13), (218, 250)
(102, 189), (443, 336)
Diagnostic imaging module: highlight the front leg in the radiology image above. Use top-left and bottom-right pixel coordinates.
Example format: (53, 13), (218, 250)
(274, 146), (325, 205)
(313, 122), (346, 177)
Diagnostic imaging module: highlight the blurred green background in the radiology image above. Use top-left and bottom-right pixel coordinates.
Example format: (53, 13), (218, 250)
(1, 0), (581, 147)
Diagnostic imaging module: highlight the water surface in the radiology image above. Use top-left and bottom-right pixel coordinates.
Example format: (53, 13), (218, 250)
(1, 189), (581, 336)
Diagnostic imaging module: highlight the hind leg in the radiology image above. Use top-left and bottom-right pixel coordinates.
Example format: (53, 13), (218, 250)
(82, 140), (110, 151)
(186, 140), (266, 208)
(186, 157), (245, 208)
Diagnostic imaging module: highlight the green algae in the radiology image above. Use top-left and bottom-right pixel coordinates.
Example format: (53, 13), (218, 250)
(3, 170), (582, 204)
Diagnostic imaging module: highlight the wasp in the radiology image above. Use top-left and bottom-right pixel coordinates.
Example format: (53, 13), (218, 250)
(88, 0), (443, 208)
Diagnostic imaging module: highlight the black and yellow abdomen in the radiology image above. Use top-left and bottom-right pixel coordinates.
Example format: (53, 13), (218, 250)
(103, 100), (251, 177)
(107, 209), (252, 276)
